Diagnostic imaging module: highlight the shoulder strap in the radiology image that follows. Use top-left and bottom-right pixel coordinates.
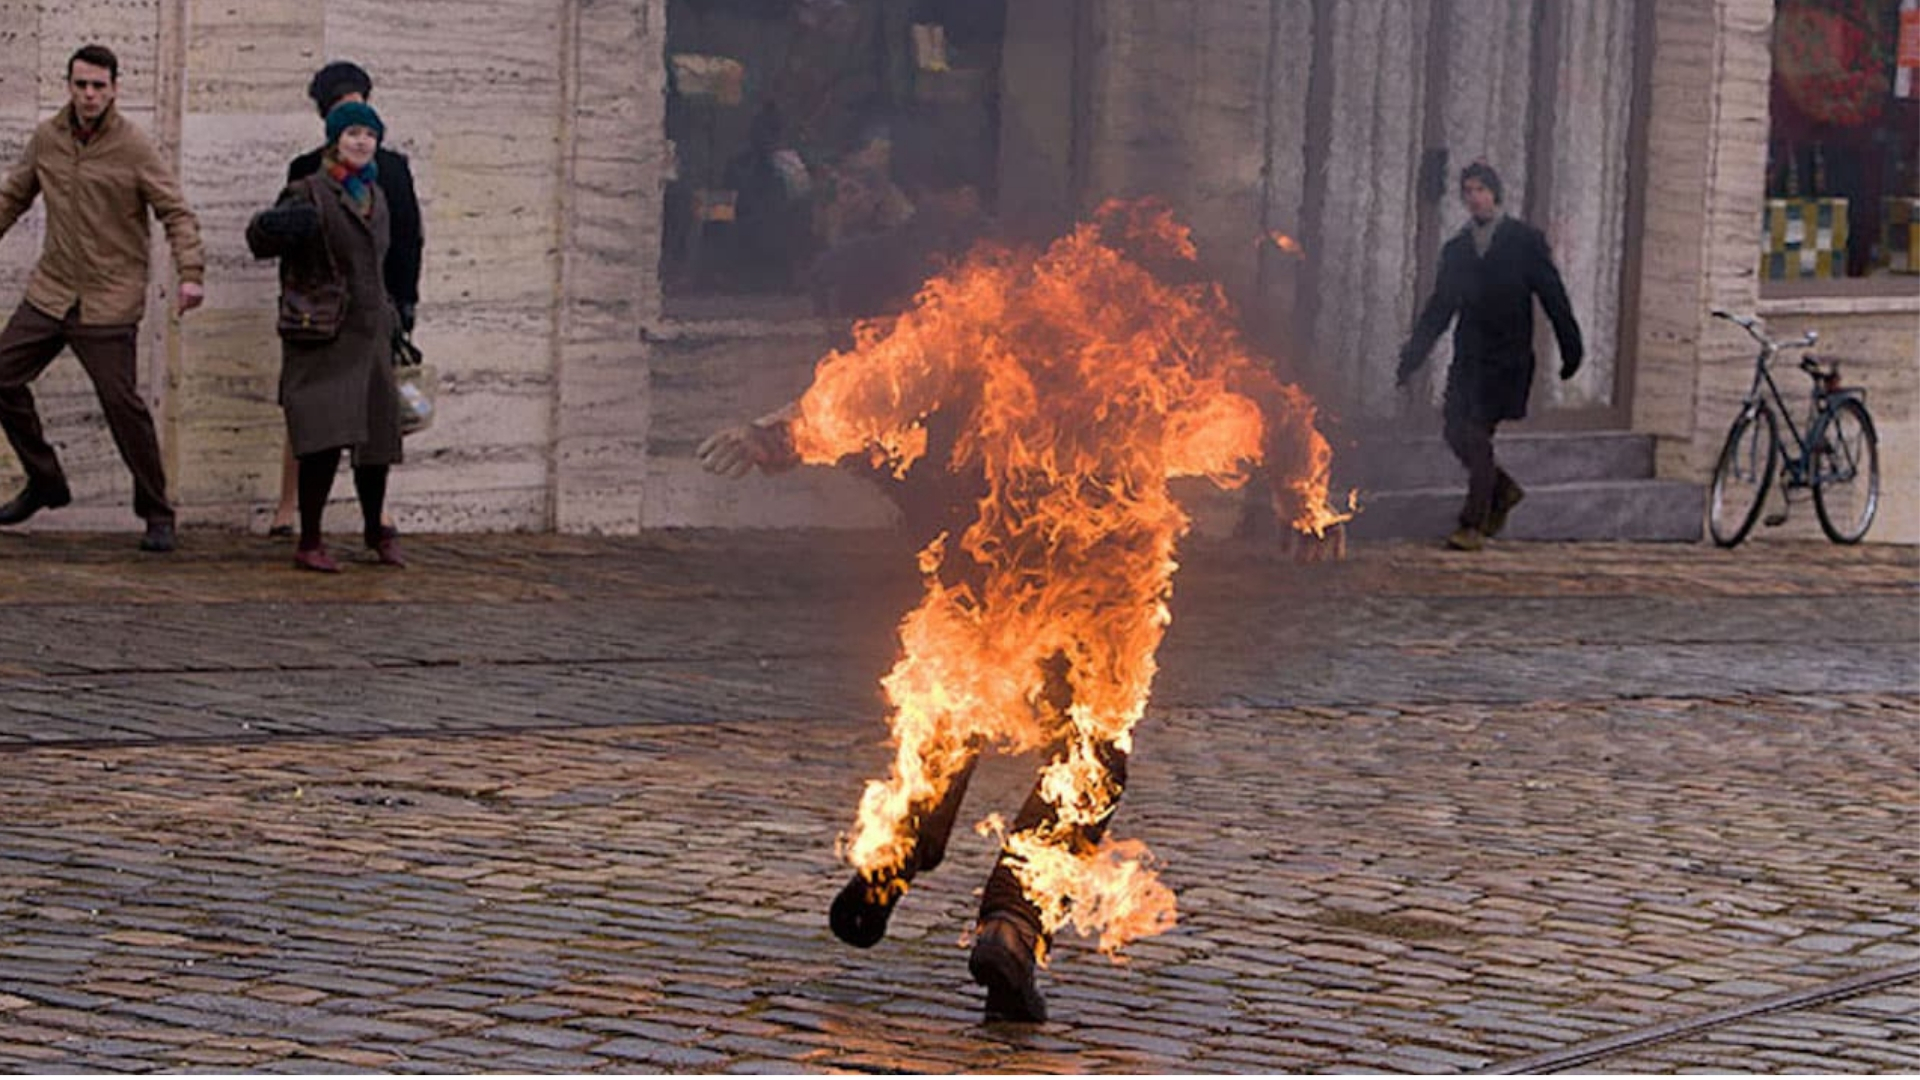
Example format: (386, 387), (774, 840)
(302, 174), (340, 278)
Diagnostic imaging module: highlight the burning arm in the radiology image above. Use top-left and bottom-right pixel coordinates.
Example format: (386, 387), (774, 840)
(700, 266), (988, 482)
(1219, 366), (1349, 543)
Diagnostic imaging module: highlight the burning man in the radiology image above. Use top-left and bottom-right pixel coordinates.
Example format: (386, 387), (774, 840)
(699, 200), (1345, 1023)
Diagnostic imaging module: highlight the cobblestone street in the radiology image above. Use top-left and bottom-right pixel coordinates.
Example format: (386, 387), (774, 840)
(0, 529), (1914, 1072)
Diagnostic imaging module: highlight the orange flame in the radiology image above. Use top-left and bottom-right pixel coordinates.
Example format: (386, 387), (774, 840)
(793, 199), (1346, 956)
(1266, 231), (1305, 257)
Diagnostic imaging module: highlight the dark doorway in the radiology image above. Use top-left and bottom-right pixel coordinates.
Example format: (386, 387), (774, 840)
(661, 0), (1008, 319)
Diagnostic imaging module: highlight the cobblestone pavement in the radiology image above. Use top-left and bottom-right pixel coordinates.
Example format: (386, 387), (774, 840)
(0, 529), (1914, 1072)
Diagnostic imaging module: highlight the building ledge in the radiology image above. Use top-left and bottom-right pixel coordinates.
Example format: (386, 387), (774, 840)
(1757, 292), (1920, 318)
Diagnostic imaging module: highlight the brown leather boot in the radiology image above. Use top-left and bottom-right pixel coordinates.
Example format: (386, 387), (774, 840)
(969, 912), (1047, 1023)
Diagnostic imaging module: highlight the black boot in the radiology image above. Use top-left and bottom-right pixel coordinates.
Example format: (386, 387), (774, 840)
(969, 911), (1047, 1023)
(828, 872), (902, 949)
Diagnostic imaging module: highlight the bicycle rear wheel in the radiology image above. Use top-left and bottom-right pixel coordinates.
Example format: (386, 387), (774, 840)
(1708, 405), (1776, 548)
(1811, 397), (1879, 544)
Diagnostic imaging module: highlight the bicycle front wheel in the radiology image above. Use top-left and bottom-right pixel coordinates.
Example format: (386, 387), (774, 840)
(1812, 397), (1879, 544)
(1708, 405), (1777, 547)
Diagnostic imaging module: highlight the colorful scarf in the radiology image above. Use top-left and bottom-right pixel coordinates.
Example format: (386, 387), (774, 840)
(325, 153), (380, 219)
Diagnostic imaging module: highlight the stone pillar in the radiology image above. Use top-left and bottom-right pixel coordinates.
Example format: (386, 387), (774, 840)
(1299, 0), (1433, 419)
(552, 0), (666, 533)
(996, 0), (1080, 239)
(1632, 0), (1769, 476)
(1081, 0), (1275, 301)
(1253, 0), (1315, 363)
(1536, 0), (1639, 412)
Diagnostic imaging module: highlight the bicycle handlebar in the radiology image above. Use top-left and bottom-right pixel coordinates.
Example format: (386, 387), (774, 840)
(1711, 309), (1817, 351)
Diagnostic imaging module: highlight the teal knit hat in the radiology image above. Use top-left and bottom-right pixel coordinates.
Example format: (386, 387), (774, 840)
(325, 100), (384, 146)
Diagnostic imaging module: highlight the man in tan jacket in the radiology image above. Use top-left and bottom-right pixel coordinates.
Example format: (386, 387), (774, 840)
(0, 44), (205, 552)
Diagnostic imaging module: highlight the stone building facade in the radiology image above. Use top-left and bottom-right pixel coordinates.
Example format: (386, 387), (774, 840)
(0, 0), (1912, 541)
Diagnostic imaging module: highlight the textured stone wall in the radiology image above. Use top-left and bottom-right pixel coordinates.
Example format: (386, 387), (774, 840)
(0, 0), (663, 534)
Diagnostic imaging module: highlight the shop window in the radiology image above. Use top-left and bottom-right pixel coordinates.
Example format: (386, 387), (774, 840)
(1762, 0), (1920, 298)
(661, 0), (1006, 319)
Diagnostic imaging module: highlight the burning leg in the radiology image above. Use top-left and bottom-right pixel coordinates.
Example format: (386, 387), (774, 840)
(829, 746), (980, 948)
(970, 734), (1130, 1024)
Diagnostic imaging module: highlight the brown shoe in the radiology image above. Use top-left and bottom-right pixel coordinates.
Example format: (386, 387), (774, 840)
(367, 525), (407, 567)
(293, 544), (341, 573)
(138, 520), (176, 553)
(1446, 526), (1486, 552)
(1485, 482), (1526, 537)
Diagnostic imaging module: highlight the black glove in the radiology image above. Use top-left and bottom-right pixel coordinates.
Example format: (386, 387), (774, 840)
(397, 302), (416, 334)
(1395, 347), (1420, 389)
(1559, 352), (1582, 381)
(252, 202), (319, 241)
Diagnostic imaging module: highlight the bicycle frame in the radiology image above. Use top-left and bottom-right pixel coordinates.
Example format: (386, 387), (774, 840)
(1709, 309), (1878, 545)
(1717, 311), (1820, 488)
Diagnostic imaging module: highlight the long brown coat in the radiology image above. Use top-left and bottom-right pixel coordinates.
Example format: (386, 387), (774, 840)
(246, 171), (401, 463)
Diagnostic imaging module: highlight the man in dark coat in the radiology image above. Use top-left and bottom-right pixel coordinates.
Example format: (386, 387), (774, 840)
(1396, 162), (1582, 551)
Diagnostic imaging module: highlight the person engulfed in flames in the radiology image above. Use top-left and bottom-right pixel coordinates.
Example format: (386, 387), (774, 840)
(699, 199), (1347, 1023)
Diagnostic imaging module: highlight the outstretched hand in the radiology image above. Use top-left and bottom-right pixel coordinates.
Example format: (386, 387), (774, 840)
(697, 425), (764, 479)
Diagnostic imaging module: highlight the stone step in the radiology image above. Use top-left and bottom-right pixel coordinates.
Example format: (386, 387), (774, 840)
(1347, 479), (1705, 542)
(1338, 430), (1656, 490)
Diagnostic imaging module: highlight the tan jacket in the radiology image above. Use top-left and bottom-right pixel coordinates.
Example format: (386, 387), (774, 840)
(0, 103), (204, 326)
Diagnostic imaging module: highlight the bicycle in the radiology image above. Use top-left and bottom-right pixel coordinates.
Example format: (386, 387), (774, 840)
(1707, 310), (1879, 547)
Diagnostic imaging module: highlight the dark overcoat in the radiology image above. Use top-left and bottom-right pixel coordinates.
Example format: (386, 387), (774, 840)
(247, 172), (401, 464)
(1400, 217), (1584, 423)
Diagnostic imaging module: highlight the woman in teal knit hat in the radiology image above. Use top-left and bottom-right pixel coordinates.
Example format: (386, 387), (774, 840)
(246, 100), (407, 572)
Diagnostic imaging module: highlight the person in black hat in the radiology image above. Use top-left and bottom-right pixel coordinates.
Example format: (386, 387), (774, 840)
(265, 61), (422, 536)
(1395, 161), (1582, 551)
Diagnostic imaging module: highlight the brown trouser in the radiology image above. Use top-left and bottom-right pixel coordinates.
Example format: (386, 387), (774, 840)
(0, 301), (173, 523)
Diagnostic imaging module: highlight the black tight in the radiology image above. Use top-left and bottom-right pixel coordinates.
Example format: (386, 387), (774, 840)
(294, 448), (389, 549)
